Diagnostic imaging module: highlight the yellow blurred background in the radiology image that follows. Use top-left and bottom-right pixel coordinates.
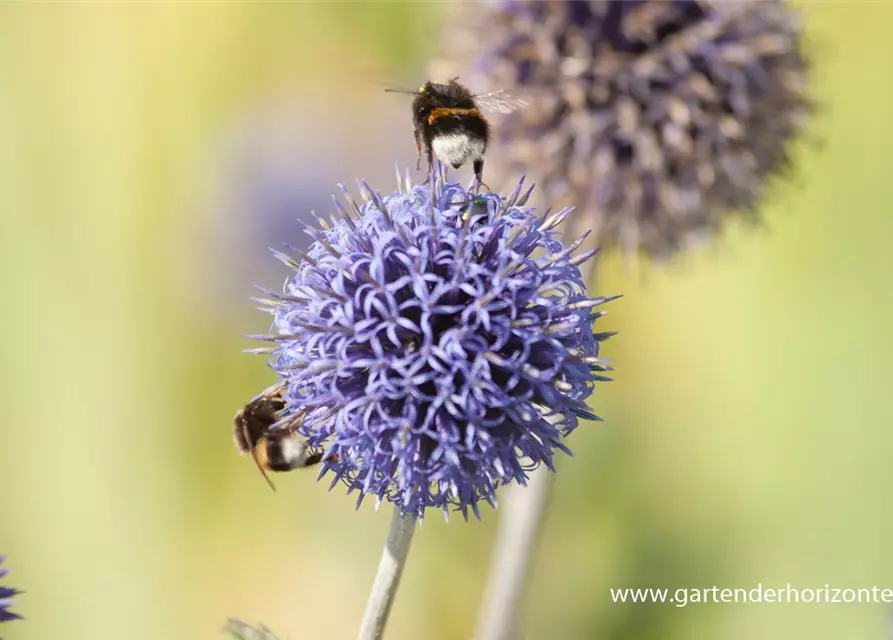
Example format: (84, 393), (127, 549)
(1, 3), (891, 639)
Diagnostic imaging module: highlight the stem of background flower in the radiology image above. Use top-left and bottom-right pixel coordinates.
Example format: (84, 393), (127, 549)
(473, 222), (597, 640)
(472, 466), (552, 640)
(357, 508), (417, 640)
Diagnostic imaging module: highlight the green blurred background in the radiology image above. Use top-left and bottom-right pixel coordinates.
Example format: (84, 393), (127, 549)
(0, 3), (890, 639)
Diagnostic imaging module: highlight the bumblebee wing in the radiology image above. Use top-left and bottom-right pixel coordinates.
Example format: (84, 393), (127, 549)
(255, 380), (286, 401)
(474, 90), (528, 114)
(274, 406), (308, 433)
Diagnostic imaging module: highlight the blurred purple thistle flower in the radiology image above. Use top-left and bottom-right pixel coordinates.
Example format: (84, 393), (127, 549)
(434, 0), (813, 258)
(0, 556), (22, 625)
(250, 171), (616, 519)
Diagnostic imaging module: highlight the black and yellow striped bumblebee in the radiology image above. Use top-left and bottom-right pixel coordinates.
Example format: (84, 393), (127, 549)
(386, 78), (526, 185)
(233, 382), (325, 491)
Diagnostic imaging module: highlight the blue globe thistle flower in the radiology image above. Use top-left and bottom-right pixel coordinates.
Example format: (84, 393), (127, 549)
(433, 0), (813, 257)
(0, 556), (21, 624)
(251, 171), (616, 519)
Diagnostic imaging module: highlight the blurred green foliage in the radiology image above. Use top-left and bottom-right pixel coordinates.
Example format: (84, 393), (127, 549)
(0, 3), (891, 639)
(221, 619), (281, 640)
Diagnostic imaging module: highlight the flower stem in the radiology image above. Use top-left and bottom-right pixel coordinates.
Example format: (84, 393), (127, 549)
(357, 508), (417, 640)
(474, 221), (597, 640)
(473, 467), (552, 640)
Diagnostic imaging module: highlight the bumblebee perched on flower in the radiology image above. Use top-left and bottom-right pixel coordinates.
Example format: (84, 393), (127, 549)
(233, 382), (324, 491)
(386, 78), (526, 185)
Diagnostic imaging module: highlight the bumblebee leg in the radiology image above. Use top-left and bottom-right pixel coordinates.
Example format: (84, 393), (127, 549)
(304, 451), (339, 467)
(426, 146), (435, 192)
(473, 158), (490, 192)
(414, 129), (423, 171)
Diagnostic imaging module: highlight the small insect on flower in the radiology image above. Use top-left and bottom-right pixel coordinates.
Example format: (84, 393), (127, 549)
(385, 78), (526, 186)
(233, 382), (328, 491)
(0, 555), (22, 625)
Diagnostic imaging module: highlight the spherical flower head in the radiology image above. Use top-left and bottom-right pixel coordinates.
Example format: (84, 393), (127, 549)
(253, 171), (616, 519)
(0, 556), (21, 624)
(434, 0), (813, 257)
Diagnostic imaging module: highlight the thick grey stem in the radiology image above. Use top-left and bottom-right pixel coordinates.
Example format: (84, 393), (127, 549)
(886, 604), (893, 639)
(473, 467), (552, 640)
(474, 221), (597, 640)
(357, 508), (417, 640)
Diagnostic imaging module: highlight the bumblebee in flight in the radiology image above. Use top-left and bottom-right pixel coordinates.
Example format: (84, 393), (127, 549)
(386, 78), (526, 186)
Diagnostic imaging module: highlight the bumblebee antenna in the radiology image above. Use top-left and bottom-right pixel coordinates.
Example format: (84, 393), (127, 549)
(250, 444), (277, 492)
(240, 415), (276, 492)
(368, 77), (418, 94)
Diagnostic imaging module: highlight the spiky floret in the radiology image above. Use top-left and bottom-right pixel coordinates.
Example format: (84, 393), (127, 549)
(0, 555), (21, 624)
(434, 0), (813, 257)
(250, 171), (616, 519)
